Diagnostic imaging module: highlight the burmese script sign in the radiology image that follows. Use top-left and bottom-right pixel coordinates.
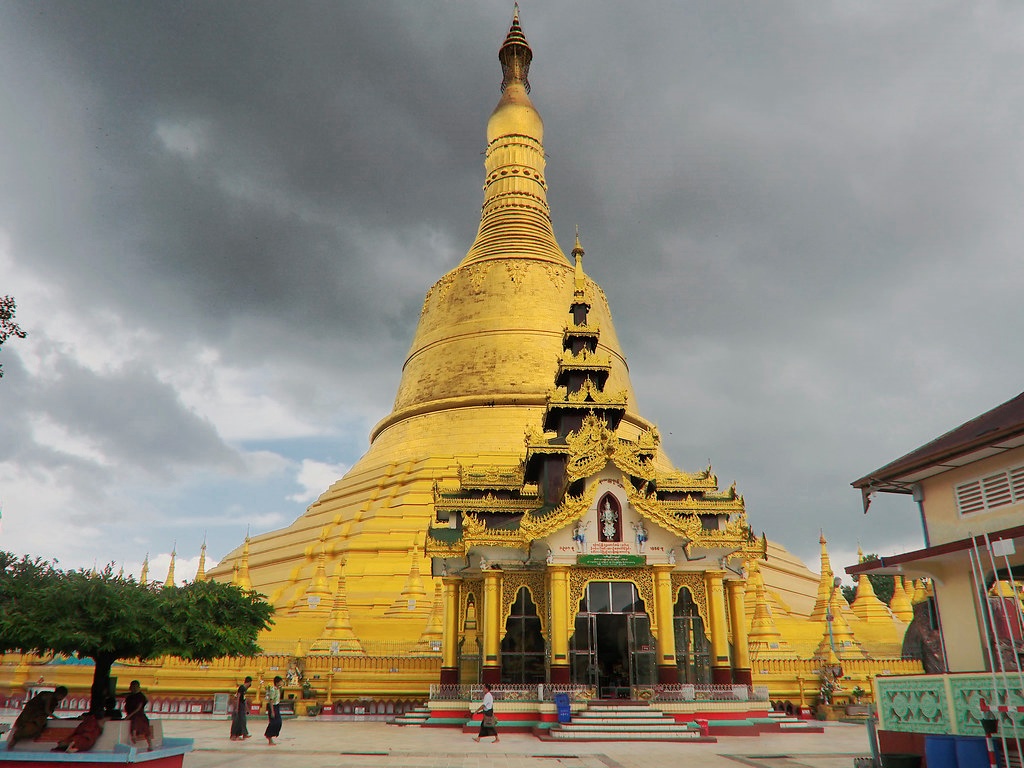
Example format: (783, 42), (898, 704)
(590, 542), (632, 555)
(577, 554), (646, 567)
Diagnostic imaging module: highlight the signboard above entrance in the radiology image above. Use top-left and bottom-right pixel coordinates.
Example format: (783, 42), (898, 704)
(577, 554), (646, 567)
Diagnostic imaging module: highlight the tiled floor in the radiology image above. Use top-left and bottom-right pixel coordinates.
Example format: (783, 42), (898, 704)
(169, 718), (873, 768)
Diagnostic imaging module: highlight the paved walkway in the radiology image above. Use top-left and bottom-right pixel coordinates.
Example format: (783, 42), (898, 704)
(169, 718), (874, 768)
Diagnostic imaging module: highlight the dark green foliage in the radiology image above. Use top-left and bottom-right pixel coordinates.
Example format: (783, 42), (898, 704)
(841, 584), (856, 604)
(0, 552), (274, 711)
(0, 295), (26, 378)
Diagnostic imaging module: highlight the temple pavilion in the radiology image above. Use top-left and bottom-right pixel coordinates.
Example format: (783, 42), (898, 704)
(0, 10), (920, 718)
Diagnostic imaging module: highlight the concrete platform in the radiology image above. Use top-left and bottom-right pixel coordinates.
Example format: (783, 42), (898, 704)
(160, 717), (875, 768)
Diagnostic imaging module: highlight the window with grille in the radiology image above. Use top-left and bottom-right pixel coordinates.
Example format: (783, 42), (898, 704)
(955, 464), (1024, 516)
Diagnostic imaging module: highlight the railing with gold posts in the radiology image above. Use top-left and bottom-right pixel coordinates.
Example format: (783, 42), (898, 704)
(428, 683), (768, 702)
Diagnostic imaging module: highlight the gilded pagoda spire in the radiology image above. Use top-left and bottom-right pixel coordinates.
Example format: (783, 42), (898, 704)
(300, 532), (333, 615)
(385, 537), (431, 618)
(746, 562), (795, 659)
(572, 228), (587, 296)
(140, 553), (149, 586)
(809, 533), (836, 621)
(310, 560), (363, 653)
(889, 575), (914, 622)
(163, 543), (177, 588)
(195, 539), (207, 582)
(462, 6), (565, 267)
(234, 533), (252, 590)
(415, 581), (445, 652)
(850, 547), (893, 623)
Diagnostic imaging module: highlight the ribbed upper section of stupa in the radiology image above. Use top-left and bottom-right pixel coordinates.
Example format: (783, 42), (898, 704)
(461, 7), (563, 267)
(372, 9), (647, 447)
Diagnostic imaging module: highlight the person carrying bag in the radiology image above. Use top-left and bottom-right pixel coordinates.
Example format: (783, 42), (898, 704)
(472, 683), (499, 744)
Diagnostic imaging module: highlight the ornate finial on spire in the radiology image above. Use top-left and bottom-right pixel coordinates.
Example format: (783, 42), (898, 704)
(195, 537), (208, 582)
(499, 3), (532, 93)
(573, 227), (586, 294)
(140, 553), (149, 585)
(164, 542), (177, 588)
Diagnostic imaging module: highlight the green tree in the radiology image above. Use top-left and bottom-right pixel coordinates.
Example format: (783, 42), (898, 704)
(841, 553), (895, 606)
(0, 552), (274, 712)
(0, 295), (27, 377)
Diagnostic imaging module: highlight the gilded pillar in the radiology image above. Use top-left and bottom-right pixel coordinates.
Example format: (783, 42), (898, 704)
(726, 578), (752, 685)
(440, 577), (460, 685)
(482, 568), (503, 685)
(548, 565), (570, 684)
(653, 565), (679, 684)
(705, 570), (732, 684)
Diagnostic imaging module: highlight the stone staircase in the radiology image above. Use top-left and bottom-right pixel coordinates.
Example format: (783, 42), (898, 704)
(387, 706), (431, 726)
(541, 700), (707, 742)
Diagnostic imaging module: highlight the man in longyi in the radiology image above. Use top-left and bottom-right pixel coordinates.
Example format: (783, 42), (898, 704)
(6, 686), (68, 750)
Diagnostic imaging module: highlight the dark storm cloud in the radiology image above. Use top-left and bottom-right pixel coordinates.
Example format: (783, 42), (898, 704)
(1, 342), (238, 477)
(2, 1), (1024, 569)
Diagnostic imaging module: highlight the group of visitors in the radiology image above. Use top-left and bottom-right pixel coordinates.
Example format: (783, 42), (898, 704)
(8, 677), (497, 752)
(229, 674), (284, 746)
(5, 680), (153, 753)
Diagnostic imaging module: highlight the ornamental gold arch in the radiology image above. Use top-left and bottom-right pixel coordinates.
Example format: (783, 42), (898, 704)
(566, 568), (657, 638)
(500, 570), (548, 639)
(671, 572), (711, 641)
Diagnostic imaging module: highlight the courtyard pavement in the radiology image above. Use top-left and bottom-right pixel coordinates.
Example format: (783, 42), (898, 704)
(168, 718), (875, 768)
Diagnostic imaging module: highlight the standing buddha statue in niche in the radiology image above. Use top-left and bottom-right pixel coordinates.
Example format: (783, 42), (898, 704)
(601, 499), (617, 540)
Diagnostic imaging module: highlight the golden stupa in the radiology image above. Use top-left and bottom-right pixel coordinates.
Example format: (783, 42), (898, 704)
(0, 10), (923, 716)
(208, 6), (660, 651)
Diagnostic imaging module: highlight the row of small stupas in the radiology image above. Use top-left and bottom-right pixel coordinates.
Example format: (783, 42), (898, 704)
(140, 533), (930, 665)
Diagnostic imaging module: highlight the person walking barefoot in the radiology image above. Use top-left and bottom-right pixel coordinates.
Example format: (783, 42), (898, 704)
(472, 683), (499, 744)
(264, 676), (283, 746)
(230, 676), (252, 741)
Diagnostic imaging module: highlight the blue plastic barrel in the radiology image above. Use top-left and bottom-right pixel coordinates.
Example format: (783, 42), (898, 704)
(924, 734), (958, 768)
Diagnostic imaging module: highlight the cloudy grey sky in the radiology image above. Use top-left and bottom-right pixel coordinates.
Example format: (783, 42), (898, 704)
(2, 1), (1022, 584)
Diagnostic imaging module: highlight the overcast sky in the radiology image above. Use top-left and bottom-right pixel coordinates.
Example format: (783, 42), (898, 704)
(2, 1), (1023, 585)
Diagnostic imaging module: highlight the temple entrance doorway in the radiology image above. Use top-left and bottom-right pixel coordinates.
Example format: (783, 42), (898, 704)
(569, 581), (656, 697)
(673, 588), (711, 684)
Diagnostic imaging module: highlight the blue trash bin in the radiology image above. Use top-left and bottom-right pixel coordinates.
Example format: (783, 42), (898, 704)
(955, 735), (999, 768)
(554, 693), (571, 724)
(924, 734), (958, 768)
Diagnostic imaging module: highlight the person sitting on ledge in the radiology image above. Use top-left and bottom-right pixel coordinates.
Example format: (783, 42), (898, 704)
(103, 695), (123, 720)
(6, 686), (68, 750)
(123, 680), (153, 751)
(52, 711), (108, 753)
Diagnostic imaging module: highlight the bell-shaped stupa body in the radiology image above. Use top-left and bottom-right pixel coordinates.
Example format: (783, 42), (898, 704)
(206, 11), (659, 649)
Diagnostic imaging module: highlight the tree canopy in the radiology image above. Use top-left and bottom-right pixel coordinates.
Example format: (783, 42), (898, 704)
(0, 295), (26, 378)
(0, 552), (274, 711)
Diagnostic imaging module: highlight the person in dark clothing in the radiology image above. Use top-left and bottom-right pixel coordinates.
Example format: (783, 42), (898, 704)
(230, 676), (253, 740)
(123, 680), (153, 751)
(264, 676), (284, 745)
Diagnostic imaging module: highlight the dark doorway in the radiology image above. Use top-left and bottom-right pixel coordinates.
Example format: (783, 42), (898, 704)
(569, 581), (656, 697)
